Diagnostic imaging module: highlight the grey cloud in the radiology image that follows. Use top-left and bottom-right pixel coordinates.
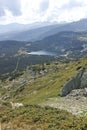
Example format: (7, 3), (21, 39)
(0, 0), (21, 16)
(0, 7), (5, 16)
(62, 0), (83, 10)
(40, 0), (49, 12)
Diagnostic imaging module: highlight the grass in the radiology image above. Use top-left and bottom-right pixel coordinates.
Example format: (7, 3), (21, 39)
(0, 57), (87, 129)
(15, 61), (78, 104)
(1, 58), (87, 105)
(1, 105), (87, 130)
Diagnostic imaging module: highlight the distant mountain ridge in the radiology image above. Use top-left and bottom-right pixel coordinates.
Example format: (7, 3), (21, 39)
(0, 18), (87, 41)
(0, 23), (63, 41)
(0, 22), (57, 34)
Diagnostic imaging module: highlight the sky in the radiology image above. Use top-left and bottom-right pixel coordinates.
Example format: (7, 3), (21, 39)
(0, 0), (87, 25)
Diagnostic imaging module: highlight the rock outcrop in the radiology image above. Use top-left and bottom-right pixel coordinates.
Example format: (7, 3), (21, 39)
(10, 102), (23, 109)
(61, 68), (87, 96)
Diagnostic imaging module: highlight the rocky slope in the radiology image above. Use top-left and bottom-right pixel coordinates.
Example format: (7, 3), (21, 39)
(61, 68), (87, 96)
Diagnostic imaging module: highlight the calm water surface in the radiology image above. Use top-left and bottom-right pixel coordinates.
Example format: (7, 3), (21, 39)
(28, 50), (57, 56)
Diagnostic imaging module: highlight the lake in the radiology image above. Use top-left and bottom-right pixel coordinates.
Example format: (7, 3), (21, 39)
(28, 50), (57, 56)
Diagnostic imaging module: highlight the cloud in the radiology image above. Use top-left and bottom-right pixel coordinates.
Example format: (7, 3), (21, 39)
(0, 0), (87, 24)
(0, 0), (21, 16)
(56, 0), (87, 22)
(62, 0), (83, 9)
(39, 0), (49, 12)
(40, 0), (87, 23)
(0, 7), (5, 16)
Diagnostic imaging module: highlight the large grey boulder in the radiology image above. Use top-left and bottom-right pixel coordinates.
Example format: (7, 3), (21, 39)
(61, 68), (86, 96)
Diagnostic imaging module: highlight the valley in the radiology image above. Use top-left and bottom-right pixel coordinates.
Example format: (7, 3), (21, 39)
(0, 30), (87, 77)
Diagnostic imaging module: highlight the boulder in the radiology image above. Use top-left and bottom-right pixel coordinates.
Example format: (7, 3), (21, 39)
(61, 68), (85, 96)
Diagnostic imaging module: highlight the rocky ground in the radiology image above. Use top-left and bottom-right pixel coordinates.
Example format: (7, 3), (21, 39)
(41, 88), (87, 116)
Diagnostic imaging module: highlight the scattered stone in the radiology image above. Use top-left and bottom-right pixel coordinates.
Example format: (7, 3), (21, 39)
(10, 102), (23, 109)
(83, 88), (87, 97)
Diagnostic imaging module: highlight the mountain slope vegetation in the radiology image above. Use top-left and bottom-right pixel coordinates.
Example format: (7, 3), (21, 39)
(0, 57), (87, 129)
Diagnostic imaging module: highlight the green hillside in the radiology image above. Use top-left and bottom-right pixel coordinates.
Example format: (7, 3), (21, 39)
(0, 58), (87, 129)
